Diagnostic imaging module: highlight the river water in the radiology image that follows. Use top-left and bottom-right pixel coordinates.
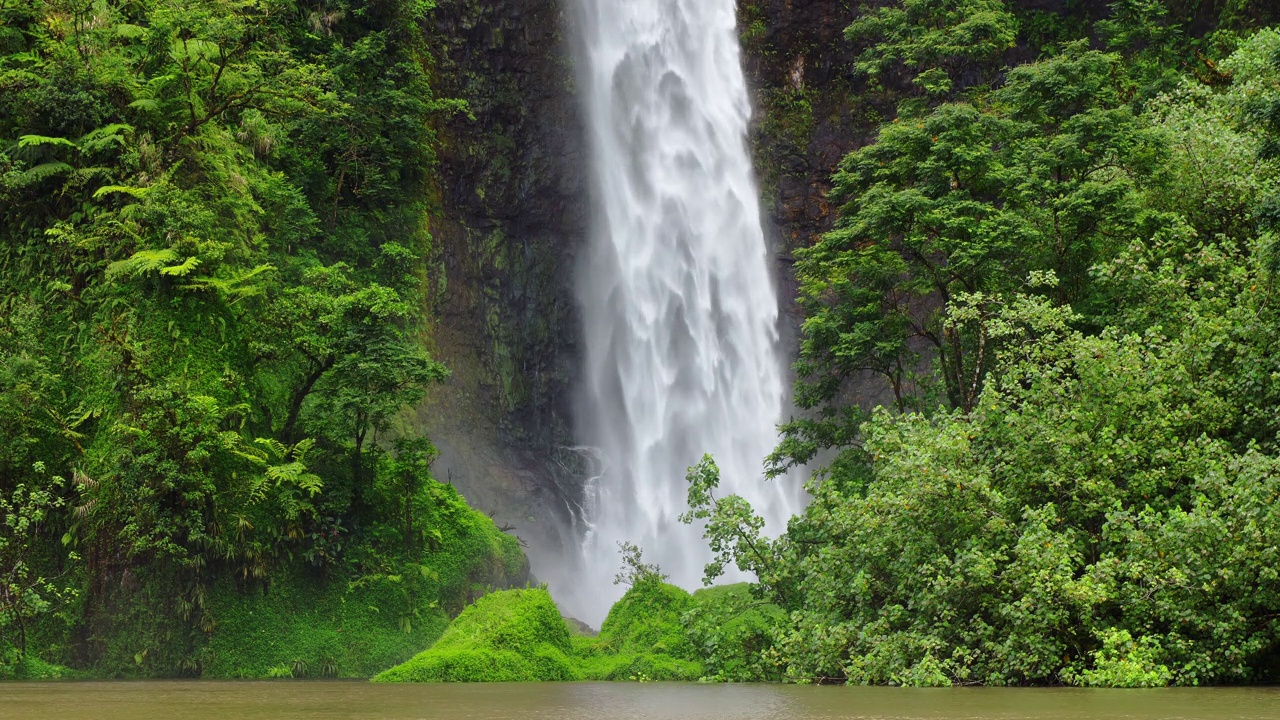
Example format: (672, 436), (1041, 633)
(4, 682), (1280, 719)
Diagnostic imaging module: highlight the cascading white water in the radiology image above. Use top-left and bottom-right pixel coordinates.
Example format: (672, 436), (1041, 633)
(567, 0), (798, 624)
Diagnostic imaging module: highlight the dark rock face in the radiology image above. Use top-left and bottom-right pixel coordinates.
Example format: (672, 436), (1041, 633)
(427, 0), (584, 450)
(738, 0), (904, 409)
(419, 1), (587, 562)
(741, 0), (867, 260)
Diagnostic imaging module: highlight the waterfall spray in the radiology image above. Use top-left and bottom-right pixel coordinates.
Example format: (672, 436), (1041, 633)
(566, 0), (799, 624)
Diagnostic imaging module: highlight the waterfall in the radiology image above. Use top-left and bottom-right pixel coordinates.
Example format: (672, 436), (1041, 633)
(567, 0), (798, 624)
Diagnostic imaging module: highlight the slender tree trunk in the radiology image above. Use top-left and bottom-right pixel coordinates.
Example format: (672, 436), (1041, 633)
(405, 477), (413, 556)
(351, 422), (366, 523)
(283, 357), (334, 442)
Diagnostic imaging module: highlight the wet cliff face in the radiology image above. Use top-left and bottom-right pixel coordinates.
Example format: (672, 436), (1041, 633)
(418, 0), (587, 565)
(741, 0), (867, 259)
(414, 0), (898, 560)
(738, 0), (910, 411)
(426, 0), (584, 449)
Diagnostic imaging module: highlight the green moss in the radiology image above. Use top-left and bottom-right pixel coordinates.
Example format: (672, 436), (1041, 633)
(372, 587), (576, 682)
(66, 566), (205, 678)
(573, 648), (702, 682)
(374, 579), (707, 683)
(202, 479), (526, 679)
(0, 652), (79, 680)
(202, 570), (451, 679)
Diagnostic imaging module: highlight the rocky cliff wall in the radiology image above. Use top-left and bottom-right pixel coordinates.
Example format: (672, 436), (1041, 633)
(414, 0), (880, 551)
(417, 0), (587, 566)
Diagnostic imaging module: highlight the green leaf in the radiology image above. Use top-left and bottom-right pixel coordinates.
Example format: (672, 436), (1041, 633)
(18, 135), (77, 149)
(93, 185), (150, 200)
(16, 162), (73, 184)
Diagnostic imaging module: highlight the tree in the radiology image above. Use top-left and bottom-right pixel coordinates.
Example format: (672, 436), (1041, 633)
(0, 468), (68, 658)
(389, 437), (437, 556)
(781, 43), (1156, 477)
(847, 0), (1018, 97)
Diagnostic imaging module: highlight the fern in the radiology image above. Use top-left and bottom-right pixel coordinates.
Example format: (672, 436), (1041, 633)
(78, 124), (134, 153)
(93, 184), (151, 200)
(17, 135), (76, 149)
(183, 263), (276, 301)
(158, 256), (200, 276)
(16, 162), (73, 185)
(106, 249), (201, 279)
(128, 98), (161, 112)
(252, 437), (288, 459)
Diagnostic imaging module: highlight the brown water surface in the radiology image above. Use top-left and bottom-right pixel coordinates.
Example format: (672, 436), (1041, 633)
(2, 681), (1278, 719)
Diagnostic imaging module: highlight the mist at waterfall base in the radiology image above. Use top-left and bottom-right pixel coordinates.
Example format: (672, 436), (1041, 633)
(551, 0), (803, 626)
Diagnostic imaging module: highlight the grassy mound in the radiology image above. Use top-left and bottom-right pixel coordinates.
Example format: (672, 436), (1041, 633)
(374, 579), (711, 682)
(574, 579), (702, 681)
(373, 587), (577, 682)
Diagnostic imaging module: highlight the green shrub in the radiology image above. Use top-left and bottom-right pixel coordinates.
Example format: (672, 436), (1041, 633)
(573, 577), (703, 680)
(596, 579), (695, 658)
(686, 583), (785, 682)
(1066, 629), (1173, 688)
(0, 650), (77, 680)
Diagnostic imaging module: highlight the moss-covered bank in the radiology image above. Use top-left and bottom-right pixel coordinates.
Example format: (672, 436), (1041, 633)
(4, 478), (527, 680)
(373, 581), (785, 683)
(198, 479), (527, 679)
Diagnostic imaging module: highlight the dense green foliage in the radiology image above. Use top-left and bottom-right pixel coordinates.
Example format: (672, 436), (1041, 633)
(693, 1), (1280, 688)
(0, 0), (525, 676)
(11, 0), (1280, 689)
(203, 477), (525, 679)
(685, 584), (785, 683)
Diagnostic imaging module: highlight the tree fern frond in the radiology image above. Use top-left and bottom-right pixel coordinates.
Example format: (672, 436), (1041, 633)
(18, 135), (76, 149)
(158, 255), (200, 276)
(17, 162), (73, 185)
(93, 184), (151, 200)
(106, 249), (199, 279)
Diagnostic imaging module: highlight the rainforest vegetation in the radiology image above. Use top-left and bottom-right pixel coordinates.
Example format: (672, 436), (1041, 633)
(709, 0), (1280, 687)
(5, 0), (1280, 689)
(0, 0), (525, 679)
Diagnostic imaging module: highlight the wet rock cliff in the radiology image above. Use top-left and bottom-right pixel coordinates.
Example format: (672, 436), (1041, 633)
(415, 0), (873, 557)
(418, 0), (587, 564)
(414, 0), (911, 559)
